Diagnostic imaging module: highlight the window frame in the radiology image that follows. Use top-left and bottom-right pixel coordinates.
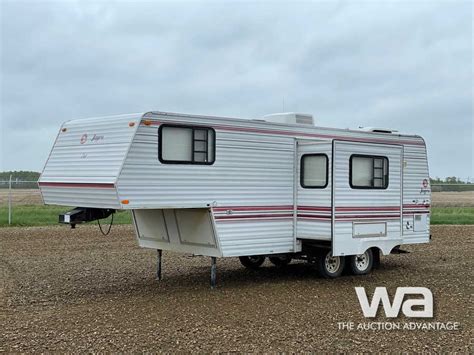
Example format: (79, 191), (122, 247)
(158, 124), (216, 165)
(300, 153), (329, 189)
(349, 154), (389, 190)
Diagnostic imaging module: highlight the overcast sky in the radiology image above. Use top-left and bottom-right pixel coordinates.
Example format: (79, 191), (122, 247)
(1, 0), (472, 179)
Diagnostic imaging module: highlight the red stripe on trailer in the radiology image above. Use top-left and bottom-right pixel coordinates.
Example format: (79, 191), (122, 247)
(335, 214), (400, 219)
(215, 205), (407, 212)
(297, 214), (331, 219)
(215, 215), (400, 222)
(144, 120), (425, 146)
(298, 206), (332, 211)
(336, 218), (400, 222)
(215, 212), (402, 220)
(403, 204), (431, 208)
(214, 213), (294, 220)
(336, 206), (400, 211)
(213, 205), (293, 212)
(215, 218), (294, 223)
(298, 217), (332, 221)
(38, 182), (115, 189)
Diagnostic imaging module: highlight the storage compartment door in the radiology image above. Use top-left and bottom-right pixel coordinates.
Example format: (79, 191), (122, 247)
(133, 208), (221, 257)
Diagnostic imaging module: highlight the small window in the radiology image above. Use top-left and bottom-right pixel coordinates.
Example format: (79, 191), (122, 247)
(350, 155), (388, 189)
(301, 154), (328, 188)
(159, 124), (215, 164)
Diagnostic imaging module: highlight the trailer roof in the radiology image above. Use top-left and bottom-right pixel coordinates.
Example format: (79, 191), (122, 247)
(62, 110), (424, 144)
(143, 110), (425, 141)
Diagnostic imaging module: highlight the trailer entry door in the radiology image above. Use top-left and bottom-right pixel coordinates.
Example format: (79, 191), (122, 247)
(296, 141), (332, 241)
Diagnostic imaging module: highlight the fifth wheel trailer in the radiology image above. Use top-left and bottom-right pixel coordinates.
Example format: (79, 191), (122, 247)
(38, 111), (431, 287)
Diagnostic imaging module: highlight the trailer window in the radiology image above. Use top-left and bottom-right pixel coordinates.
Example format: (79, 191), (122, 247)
(159, 125), (215, 164)
(350, 155), (388, 189)
(301, 154), (328, 188)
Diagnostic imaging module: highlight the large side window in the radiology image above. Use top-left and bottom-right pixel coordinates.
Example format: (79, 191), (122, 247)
(350, 155), (388, 189)
(301, 154), (328, 188)
(159, 124), (215, 164)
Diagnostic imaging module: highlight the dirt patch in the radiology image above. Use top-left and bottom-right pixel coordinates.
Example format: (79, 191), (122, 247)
(0, 189), (43, 205)
(432, 191), (474, 207)
(1, 225), (472, 352)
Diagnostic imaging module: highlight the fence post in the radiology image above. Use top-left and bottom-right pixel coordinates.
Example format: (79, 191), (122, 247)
(8, 174), (12, 225)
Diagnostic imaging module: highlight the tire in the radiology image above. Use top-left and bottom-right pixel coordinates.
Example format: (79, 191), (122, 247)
(239, 255), (265, 269)
(316, 250), (345, 278)
(269, 255), (292, 267)
(348, 249), (374, 275)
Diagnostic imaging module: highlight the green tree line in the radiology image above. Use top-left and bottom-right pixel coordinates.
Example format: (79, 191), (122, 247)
(430, 177), (472, 184)
(0, 171), (41, 188)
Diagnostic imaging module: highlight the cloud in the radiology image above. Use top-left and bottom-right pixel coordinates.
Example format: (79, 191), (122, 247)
(1, 0), (472, 178)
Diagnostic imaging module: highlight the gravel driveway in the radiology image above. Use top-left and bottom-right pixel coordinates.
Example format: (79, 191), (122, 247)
(1, 225), (472, 352)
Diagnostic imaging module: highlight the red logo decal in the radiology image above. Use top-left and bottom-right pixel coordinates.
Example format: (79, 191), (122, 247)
(422, 179), (428, 188)
(80, 134), (88, 144)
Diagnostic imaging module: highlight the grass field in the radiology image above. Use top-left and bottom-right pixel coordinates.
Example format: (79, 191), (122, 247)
(430, 207), (474, 225)
(0, 205), (132, 227)
(1, 190), (472, 226)
(0, 205), (472, 227)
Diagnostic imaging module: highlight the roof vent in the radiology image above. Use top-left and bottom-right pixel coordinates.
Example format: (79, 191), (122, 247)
(358, 127), (398, 134)
(263, 112), (314, 125)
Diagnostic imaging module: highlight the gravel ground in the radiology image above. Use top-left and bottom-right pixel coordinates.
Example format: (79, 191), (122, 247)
(1, 225), (472, 352)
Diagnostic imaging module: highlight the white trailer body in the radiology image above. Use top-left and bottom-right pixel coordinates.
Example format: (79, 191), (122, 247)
(39, 111), (430, 279)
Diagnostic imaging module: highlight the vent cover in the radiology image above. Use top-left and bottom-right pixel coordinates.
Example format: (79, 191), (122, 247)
(263, 112), (314, 125)
(358, 127), (399, 134)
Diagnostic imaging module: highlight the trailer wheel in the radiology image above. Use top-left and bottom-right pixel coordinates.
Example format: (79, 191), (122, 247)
(269, 255), (292, 267)
(348, 249), (374, 275)
(316, 250), (345, 278)
(239, 256), (265, 269)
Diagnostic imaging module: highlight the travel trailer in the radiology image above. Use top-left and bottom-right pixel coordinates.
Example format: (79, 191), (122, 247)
(38, 111), (431, 287)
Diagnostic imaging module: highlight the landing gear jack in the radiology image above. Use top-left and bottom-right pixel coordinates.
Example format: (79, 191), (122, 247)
(156, 249), (162, 281)
(155, 251), (217, 289)
(210, 257), (217, 289)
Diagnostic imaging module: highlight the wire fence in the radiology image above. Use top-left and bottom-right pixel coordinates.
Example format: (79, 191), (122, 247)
(0, 178), (42, 225)
(1, 178), (473, 225)
(0, 180), (39, 189)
